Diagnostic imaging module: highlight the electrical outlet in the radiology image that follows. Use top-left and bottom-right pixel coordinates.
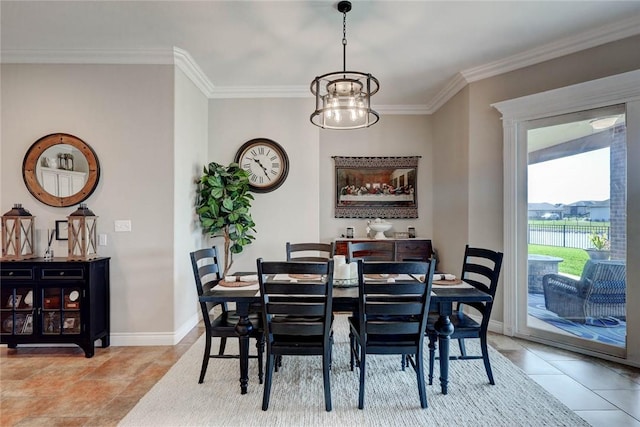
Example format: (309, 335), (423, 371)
(114, 220), (132, 232)
(99, 234), (107, 246)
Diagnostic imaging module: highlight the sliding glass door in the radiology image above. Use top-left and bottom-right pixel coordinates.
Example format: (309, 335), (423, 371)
(521, 105), (627, 357)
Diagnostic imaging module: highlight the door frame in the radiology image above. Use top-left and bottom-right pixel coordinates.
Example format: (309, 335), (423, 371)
(493, 69), (640, 364)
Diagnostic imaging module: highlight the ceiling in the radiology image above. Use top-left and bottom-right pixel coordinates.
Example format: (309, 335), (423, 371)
(2, 1), (640, 113)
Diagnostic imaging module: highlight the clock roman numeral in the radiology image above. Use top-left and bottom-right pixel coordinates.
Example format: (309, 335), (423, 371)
(258, 147), (265, 155)
(250, 175), (257, 182)
(270, 155), (278, 161)
(242, 163), (251, 170)
(272, 162), (280, 168)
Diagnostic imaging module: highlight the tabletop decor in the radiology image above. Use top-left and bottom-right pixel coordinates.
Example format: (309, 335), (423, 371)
(67, 203), (98, 260)
(1, 204), (36, 260)
(334, 156), (419, 218)
(196, 161), (256, 276)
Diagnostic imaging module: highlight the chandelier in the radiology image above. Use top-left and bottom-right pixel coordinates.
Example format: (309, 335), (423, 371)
(310, 1), (379, 130)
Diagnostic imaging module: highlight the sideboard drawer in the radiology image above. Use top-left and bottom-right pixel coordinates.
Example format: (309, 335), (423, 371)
(1, 268), (33, 280)
(335, 238), (433, 262)
(396, 240), (432, 261)
(40, 268), (84, 280)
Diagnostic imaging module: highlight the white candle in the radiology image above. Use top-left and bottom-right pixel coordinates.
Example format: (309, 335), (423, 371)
(349, 262), (358, 280)
(333, 255), (346, 265)
(336, 264), (350, 280)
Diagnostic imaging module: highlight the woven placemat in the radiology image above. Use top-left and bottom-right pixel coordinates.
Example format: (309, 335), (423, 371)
(432, 278), (463, 285)
(288, 274), (322, 280)
(218, 280), (258, 288)
(364, 273), (399, 279)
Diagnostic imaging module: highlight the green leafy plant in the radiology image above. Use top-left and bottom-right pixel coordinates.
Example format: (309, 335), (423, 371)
(589, 232), (610, 251)
(196, 161), (256, 276)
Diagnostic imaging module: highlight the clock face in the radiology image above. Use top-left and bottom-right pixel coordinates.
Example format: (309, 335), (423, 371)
(235, 138), (289, 193)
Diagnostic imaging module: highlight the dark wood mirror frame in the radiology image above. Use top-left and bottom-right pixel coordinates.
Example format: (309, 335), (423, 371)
(23, 133), (100, 207)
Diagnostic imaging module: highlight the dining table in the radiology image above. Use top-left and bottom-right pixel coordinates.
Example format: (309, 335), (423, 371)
(199, 275), (492, 396)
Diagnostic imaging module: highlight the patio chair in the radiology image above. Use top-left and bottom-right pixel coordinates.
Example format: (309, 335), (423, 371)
(542, 259), (626, 323)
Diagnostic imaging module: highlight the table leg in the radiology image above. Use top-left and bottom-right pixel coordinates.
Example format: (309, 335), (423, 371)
(234, 305), (254, 395)
(434, 313), (454, 395)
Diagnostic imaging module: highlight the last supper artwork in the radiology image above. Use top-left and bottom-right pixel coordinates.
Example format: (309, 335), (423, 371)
(334, 156), (419, 219)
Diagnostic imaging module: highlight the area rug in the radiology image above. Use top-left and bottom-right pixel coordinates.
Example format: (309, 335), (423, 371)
(119, 316), (587, 427)
(528, 293), (626, 347)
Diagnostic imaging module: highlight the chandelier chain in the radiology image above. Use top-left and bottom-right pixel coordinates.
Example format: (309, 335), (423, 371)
(342, 9), (347, 72)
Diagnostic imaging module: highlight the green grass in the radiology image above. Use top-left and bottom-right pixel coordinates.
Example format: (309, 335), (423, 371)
(528, 245), (589, 276)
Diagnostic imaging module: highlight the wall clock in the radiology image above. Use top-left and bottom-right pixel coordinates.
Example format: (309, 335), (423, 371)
(235, 138), (289, 193)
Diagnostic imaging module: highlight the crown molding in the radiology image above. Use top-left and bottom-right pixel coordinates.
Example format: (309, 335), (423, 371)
(172, 47), (215, 97)
(462, 14), (640, 84)
(425, 73), (469, 114)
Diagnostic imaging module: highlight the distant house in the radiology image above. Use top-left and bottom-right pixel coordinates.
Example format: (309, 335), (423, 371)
(528, 203), (564, 219)
(589, 200), (610, 221)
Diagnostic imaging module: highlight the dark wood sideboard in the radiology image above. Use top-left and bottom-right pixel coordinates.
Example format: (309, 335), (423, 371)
(334, 238), (433, 262)
(0, 257), (110, 357)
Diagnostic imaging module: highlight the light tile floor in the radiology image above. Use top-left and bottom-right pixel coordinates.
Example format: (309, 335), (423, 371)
(1, 325), (639, 426)
(492, 334), (640, 427)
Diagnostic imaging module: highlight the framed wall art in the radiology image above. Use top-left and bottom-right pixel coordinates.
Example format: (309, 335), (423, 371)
(334, 156), (420, 218)
(55, 220), (68, 240)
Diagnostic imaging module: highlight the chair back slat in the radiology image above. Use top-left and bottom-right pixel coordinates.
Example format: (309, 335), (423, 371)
(271, 322), (325, 336)
(286, 242), (334, 262)
(190, 247), (226, 327)
(267, 303), (326, 317)
(264, 282), (327, 295)
(366, 322), (421, 335)
(366, 302), (423, 316)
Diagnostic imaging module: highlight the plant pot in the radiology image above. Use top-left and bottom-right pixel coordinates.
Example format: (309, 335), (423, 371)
(585, 249), (610, 260)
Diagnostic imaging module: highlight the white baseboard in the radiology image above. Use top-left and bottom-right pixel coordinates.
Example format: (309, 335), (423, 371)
(110, 312), (200, 346)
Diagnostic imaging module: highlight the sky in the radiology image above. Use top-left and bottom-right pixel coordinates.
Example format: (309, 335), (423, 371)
(528, 148), (610, 205)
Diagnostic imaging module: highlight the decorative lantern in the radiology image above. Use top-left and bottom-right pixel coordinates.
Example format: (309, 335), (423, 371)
(67, 203), (98, 260)
(1, 204), (36, 260)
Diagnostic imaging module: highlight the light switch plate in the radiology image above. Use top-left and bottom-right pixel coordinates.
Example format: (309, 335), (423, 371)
(114, 220), (132, 232)
(99, 234), (107, 246)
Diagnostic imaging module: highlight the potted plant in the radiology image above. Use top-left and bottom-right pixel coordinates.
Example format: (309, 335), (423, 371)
(196, 161), (256, 276)
(585, 232), (610, 260)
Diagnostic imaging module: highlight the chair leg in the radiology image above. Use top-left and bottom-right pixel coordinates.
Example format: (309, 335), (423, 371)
(218, 337), (227, 356)
(428, 335), (436, 385)
(199, 333), (212, 384)
(458, 338), (466, 358)
(275, 355), (282, 372)
(349, 332), (355, 371)
(262, 353), (275, 411)
(323, 346), (332, 412)
(358, 349), (366, 409)
(415, 351), (428, 409)
(256, 336), (265, 384)
(480, 335), (495, 385)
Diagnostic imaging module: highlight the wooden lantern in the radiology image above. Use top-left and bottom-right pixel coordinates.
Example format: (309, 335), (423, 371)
(1, 204), (36, 260)
(67, 203), (98, 260)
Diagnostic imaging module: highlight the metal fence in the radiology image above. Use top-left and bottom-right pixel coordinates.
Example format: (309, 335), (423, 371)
(527, 223), (609, 249)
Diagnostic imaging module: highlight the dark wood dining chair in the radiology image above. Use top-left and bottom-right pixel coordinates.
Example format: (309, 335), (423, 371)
(349, 259), (436, 409)
(427, 245), (503, 385)
(257, 259), (335, 411)
(286, 242), (334, 262)
(190, 247), (264, 384)
(347, 241), (396, 262)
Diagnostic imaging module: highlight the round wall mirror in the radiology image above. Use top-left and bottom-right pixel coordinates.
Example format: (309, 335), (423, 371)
(23, 133), (100, 207)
